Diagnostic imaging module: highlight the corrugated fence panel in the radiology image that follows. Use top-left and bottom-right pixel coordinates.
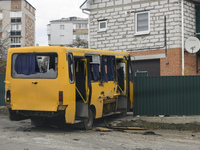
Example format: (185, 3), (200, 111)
(0, 74), (5, 106)
(133, 76), (200, 116)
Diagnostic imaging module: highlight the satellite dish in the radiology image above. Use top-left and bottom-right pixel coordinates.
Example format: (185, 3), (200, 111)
(185, 37), (200, 53)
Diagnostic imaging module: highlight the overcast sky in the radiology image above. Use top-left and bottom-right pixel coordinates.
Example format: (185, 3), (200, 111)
(27, 0), (88, 46)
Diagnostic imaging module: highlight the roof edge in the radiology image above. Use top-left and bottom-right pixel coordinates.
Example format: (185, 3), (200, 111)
(80, 0), (88, 9)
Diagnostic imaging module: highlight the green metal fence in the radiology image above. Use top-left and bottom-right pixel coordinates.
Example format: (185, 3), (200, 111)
(0, 74), (5, 106)
(133, 76), (200, 116)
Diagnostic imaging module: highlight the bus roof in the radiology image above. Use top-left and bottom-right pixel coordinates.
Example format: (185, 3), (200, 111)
(8, 46), (130, 56)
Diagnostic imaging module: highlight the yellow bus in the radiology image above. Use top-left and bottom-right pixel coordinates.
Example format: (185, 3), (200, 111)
(5, 46), (133, 129)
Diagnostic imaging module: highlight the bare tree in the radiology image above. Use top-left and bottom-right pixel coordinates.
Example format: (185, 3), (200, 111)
(0, 24), (10, 73)
(69, 36), (88, 48)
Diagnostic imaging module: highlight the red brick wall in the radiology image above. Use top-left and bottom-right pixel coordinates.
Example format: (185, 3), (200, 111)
(184, 52), (200, 76)
(130, 48), (200, 76)
(0, 9), (2, 39)
(130, 48), (183, 76)
(24, 1), (35, 16)
(160, 48), (182, 76)
(11, 0), (21, 10)
(25, 14), (34, 46)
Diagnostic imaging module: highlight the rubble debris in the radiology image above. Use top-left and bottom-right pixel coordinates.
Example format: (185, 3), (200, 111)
(92, 127), (112, 132)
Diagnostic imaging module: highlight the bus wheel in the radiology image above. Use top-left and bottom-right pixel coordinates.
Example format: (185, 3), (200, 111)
(83, 109), (93, 130)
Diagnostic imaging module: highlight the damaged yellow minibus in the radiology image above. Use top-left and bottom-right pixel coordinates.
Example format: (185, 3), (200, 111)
(5, 46), (133, 129)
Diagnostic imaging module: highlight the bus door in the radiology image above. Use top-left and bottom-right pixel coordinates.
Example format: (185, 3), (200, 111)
(117, 59), (129, 111)
(75, 58), (91, 118)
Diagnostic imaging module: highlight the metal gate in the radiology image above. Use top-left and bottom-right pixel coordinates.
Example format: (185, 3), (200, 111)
(133, 75), (200, 116)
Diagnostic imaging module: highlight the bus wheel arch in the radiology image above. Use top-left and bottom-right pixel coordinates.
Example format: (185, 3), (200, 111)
(90, 105), (96, 119)
(83, 109), (94, 130)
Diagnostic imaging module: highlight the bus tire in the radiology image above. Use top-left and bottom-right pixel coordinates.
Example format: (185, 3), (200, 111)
(83, 109), (93, 130)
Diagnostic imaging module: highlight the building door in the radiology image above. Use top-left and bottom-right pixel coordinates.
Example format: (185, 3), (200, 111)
(132, 59), (160, 76)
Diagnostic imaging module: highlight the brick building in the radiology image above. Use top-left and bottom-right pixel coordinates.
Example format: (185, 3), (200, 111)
(0, 0), (35, 59)
(81, 0), (200, 76)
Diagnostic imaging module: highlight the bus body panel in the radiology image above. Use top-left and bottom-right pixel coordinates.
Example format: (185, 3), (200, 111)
(90, 81), (118, 119)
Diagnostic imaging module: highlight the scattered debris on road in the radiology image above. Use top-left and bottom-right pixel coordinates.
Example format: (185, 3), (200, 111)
(92, 127), (112, 132)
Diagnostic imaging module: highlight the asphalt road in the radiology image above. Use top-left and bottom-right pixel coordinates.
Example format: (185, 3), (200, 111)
(0, 114), (200, 150)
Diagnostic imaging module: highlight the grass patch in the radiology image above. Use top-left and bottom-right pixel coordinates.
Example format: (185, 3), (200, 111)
(119, 120), (200, 132)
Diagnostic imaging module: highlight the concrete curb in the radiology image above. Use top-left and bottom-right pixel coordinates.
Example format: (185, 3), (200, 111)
(139, 116), (200, 124)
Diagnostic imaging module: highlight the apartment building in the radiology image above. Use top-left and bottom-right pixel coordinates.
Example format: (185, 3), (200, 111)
(0, 0), (35, 58)
(81, 0), (200, 76)
(47, 17), (88, 46)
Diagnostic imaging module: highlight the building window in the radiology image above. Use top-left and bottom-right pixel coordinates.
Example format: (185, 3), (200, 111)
(135, 11), (150, 35)
(74, 23), (88, 29)
(60, 25), (64, 30)
(10, 31), (21, 36)
(10, 11), (22, 18)
(11, 37), (21, 44)
(89, 55), (101, 82)
(11, 53), (58, 78)
(68, 53), (74, 83)
(0, 13), (3, 20)
(98, 20), (107, 32)
(11, 18), (21, 23)
(11, 24), (21, 31)
(10, 45), (21, 48)
(48, 34), (51, 40)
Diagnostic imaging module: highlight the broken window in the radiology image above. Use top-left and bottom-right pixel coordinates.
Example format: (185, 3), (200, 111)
(12, 53), (58, 78)
(101, 56), (115, 82)
(88, 55), (101, 82)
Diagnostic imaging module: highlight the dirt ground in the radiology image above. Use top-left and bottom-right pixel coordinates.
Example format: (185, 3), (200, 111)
(0, 111), (200, 150)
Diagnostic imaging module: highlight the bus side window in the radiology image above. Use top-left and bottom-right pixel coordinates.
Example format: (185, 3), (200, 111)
(68, 53), (74, 83)
(101, 56), (115, 82)
(90, 55), (101, 82)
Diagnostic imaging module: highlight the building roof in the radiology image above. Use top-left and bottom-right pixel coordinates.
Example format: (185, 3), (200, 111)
(80, 0), (92, 10)
(25, 0), (36, 10)
(80, 0), (200, 9)
(50, 17), (88, 23)
(80, 0), (88, 9)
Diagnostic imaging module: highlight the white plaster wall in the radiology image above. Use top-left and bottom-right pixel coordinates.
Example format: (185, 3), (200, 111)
(89, 0), (196, 51)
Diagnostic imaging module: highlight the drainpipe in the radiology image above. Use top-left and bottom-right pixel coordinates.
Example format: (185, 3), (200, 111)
(181, 0), (185, 75)
(82, 10), (90, 48)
